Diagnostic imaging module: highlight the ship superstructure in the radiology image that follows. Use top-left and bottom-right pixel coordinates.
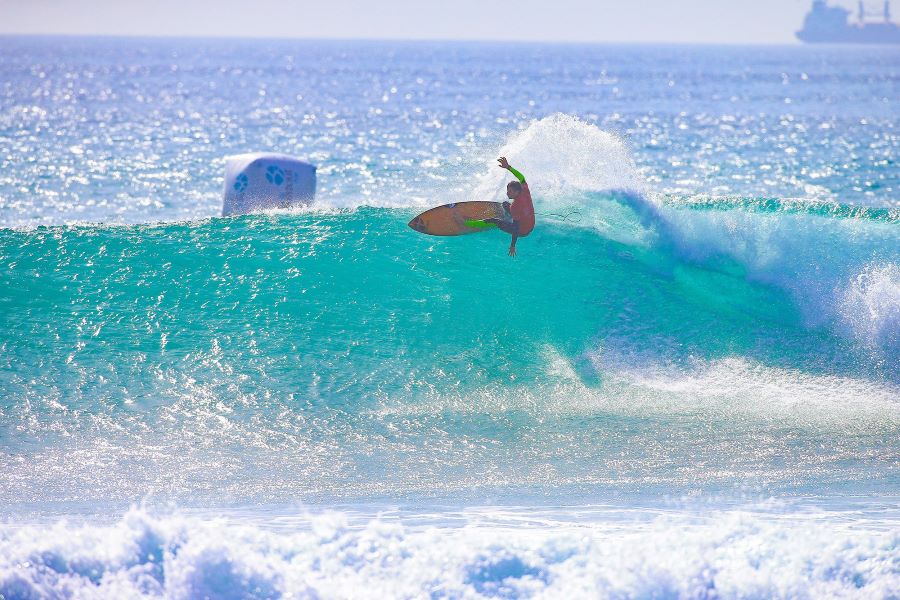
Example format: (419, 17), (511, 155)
(797, 0), (900, 43)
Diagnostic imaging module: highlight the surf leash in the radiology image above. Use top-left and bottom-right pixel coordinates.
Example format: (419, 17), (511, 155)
(535, 208), (583, 223)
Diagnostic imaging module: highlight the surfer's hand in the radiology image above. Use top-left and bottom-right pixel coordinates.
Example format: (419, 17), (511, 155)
(498, 157), (510, 170)
(508, 242), (516, 257)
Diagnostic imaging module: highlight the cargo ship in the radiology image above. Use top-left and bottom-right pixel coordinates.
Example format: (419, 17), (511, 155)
(797, 0), (900, 43)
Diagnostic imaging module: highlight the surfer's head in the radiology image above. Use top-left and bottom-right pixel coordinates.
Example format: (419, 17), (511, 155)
(506, 181), (522, 199)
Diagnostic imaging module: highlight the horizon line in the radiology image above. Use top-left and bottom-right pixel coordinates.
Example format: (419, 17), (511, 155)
(0, 31), (809, 48)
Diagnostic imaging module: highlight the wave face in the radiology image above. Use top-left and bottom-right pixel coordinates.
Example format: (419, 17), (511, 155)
(2, 116), (898, 508)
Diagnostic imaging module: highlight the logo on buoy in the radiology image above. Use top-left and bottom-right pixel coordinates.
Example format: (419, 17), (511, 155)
(265, 165), (285, 186)
(233, 173), (249, 192)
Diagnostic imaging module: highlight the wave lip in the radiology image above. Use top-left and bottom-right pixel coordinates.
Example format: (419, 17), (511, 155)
(1, 507), (898, 600)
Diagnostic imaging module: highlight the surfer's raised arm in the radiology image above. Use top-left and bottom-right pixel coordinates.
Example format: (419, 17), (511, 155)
(498, 157), (526, 184)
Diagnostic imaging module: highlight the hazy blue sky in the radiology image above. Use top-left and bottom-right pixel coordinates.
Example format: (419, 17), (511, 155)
(0, 0), (881, 44)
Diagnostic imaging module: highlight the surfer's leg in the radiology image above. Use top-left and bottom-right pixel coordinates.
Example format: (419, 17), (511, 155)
(494, 219), (519, 236)
(467, 217), (509, 230)
(465, 215), (518, 232)
(466, 202), (513, 229)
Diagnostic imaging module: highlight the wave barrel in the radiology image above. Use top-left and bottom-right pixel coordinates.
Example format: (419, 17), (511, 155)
(222, 153), (316, 216)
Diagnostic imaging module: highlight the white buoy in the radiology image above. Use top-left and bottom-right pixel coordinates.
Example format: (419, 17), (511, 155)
(222, 153), (316, 216)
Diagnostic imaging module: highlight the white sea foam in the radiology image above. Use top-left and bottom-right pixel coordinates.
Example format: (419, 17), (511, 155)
(1, 506), (897, 599)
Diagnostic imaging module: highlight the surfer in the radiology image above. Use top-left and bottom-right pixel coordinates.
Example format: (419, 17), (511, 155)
(475, 157), (535, 256)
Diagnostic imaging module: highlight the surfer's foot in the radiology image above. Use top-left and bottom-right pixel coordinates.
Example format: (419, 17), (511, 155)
(465, 219), (497, 229)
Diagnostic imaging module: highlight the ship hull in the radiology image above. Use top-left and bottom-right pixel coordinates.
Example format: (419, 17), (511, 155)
(797, 24), (900, 44)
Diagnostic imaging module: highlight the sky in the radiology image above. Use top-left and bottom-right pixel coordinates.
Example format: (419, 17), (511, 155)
(0, 0), (883, 44)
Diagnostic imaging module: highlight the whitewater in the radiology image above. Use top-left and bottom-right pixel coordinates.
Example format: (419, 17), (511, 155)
(1, 38), (898, 598)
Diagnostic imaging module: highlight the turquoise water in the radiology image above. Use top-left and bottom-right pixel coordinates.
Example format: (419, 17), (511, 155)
(3, 194), (898, 505)
(1, 38), (898, 598)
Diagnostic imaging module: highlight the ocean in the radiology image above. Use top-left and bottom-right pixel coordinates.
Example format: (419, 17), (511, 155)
(0, 37), (898, 598)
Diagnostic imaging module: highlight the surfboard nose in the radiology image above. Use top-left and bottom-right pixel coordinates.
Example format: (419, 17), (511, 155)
(408, 216), (426, 232)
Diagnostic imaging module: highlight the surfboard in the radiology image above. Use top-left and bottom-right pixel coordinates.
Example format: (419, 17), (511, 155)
(408, 201), (509, 236)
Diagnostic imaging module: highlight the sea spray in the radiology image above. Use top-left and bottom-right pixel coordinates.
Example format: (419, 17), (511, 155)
(840, 263), (900, 352)
(468, 114), (645, 204)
